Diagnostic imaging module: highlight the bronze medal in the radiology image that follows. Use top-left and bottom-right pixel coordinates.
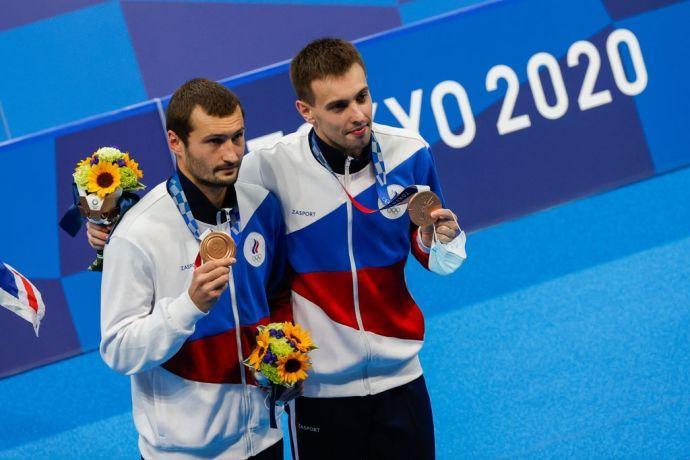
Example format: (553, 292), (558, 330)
(407, 191), (442, 227)
(200, 231), (236, 263)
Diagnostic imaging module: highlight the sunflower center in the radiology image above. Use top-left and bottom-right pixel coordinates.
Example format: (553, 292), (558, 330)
(97, 172), (114, 188)
(285, 359), (301, 373)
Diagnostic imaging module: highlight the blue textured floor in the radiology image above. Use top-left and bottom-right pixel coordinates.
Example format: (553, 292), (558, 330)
(1, 165), (689, 459)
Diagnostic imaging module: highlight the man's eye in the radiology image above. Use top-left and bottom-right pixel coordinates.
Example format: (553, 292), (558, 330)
(357, 93), (368, 103)
(233, 132), (244, 141)
(209, 138), (224, 145)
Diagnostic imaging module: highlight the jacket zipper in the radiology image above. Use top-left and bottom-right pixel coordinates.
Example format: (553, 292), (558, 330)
(228, 261), (254, 457)
(344, 157), (372, 394)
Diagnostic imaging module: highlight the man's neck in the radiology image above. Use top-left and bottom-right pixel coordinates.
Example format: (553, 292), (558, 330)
(312, 129), (371, 175)
(179, 168), (226, 208)
(176, 169), (238, 226)
(198, 183), (226, 209)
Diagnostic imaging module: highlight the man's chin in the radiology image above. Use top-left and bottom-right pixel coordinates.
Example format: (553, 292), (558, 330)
(345, 137), (371, 154)
(205, 174), (237, 187)
(349, 131), (370, 144)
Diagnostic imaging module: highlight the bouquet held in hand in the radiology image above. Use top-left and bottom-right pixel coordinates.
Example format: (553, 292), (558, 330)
(244, 322), (317, 427)
(71, 147), (145, 270)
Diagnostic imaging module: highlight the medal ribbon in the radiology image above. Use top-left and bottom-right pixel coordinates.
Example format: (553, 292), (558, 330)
(309, 130), (428, 214)
(166, 173), (241, 240)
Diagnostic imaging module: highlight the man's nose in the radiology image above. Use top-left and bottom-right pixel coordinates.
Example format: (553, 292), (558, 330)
(222, 141), (243, 162)
(350, 104), (367, 124)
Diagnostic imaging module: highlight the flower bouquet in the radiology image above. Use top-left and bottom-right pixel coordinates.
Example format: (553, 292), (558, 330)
(244, 322), (317, 428)
(71, 147), (145, 271)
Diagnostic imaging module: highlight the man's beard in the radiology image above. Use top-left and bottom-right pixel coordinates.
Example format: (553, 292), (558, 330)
(184, 152), (239, 187)
(341, 134), (370, 157)
(327, 131), (370, 157)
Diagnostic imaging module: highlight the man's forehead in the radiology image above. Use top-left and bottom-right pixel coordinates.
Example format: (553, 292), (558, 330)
(312, 65), (368, 104)
(189, 105), (243, 134)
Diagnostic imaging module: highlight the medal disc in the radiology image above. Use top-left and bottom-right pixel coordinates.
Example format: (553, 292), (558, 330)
(407, 191), (442, 227)
(200, 232), (236, 263)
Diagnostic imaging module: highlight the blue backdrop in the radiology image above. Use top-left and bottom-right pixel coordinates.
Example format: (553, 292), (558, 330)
(1, 0), (689, 378)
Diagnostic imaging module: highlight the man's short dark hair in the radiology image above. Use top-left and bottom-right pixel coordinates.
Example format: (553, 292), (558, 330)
(166, 78), (243, 144)
(290, 38), (366, 105)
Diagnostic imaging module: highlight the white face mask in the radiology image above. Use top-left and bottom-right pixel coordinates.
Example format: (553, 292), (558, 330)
(429, 217), (467, 276)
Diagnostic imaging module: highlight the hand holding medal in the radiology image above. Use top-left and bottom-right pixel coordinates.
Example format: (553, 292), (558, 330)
(191, 224), (238, 312)
(187, 254), (235, 313)
(189, 230), (236, 311)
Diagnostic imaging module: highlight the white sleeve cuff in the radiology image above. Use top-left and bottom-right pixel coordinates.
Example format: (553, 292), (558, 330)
(416, 227), (431, 254)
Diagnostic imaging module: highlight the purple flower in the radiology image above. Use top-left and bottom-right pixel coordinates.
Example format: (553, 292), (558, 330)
(116, 159), (126, 167)
(90, 156), (99, 165)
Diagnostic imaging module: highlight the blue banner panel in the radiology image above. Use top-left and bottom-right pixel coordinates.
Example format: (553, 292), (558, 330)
(61, 271), (104, 354)
(0, 136), (60, 279)
(0, 1), (148, 137)
(615, 0), (690, 173)
(122, 1), (401, 98)
(602, 0), (686, 20)
(0, 0), (105, 31)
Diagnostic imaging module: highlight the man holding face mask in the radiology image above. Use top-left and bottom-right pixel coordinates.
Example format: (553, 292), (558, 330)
(239, 38), (466, 459)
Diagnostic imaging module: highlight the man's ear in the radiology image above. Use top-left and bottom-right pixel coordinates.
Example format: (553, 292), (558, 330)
(167, 130), (184, 161)
(295, 100), (315, 124)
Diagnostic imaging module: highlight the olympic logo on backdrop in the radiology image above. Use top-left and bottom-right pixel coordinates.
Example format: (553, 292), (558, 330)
(243, 232), (266, 267)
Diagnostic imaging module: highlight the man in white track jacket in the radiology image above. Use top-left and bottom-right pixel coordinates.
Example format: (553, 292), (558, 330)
(99, 79), (292, 459)
(239, 39), (467, 459)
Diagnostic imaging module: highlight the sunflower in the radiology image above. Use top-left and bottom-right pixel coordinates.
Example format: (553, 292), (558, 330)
(277, 352), (310, 385)
(123, 153), (143, 179)
(283, 322), (315, 353)
(87, 161), (121, 197)
(245, 328), (271, 371)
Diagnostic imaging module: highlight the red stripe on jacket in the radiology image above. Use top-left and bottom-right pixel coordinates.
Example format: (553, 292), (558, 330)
(292, 260), (424, 340)
(162, 318), (270, 384)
